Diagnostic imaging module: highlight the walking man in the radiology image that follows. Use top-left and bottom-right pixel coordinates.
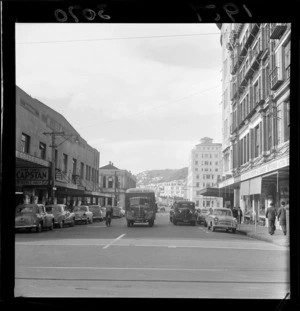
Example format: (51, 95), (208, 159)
(266, 201), (277, 235)
(277, 201), (287, 235)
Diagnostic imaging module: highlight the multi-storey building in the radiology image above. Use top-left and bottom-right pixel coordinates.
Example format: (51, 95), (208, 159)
(187, 137), (223, 208)
(99, 161), (136, 207)
(160, 179), (186, 199)
(218, 23), (290, 227)
(16, 86), (102, 207)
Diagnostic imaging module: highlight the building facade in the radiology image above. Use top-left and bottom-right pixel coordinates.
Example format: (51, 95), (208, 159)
(187, 137), (223, 208)
(16, 86), (102, 207)
(99, 162), (136, 207)
(218, 23), (290, 228)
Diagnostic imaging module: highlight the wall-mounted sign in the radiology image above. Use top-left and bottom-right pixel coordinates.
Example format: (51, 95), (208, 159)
(16, 168), (49, 186)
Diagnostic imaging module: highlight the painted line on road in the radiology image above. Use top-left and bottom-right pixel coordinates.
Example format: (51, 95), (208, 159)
(87, 226), (107, 228)
(21, 266), (288, 272)
(103, 234), (126, 249)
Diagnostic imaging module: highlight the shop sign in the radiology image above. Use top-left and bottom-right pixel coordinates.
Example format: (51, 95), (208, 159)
(241, 155), (289, 181)
(218, 177), (235, 188)
(16, 168), (49, 185)
(16, 150), (50, 167)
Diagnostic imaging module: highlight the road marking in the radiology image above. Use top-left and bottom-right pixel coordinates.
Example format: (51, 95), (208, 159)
(103, 234), (126, 249)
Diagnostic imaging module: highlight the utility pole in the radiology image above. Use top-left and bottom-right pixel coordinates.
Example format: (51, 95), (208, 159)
(114, 170), (117, 207)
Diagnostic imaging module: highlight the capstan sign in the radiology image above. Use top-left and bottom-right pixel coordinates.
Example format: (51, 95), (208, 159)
(16, 168), (49, 185)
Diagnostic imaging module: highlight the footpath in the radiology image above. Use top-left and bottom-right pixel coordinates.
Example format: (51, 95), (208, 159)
(237, 222), (289, 247)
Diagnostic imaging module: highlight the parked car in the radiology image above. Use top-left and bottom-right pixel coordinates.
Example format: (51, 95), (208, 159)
(112, 206), (121, 218)
(205, 208), (238, 233)
(45, 204), (76, 228)
(100, 207), (106, 220)
(197, 208), (209, 225)
(73, 205), (93, 224)
(120, 207), (126, 217)
(15, 203), (54, 233)
(89, 205), (104, 222)
(170, 200), (197, 226)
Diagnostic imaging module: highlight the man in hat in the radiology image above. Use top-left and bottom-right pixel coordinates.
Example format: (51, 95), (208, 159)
(265, 201), (277, 235)
(277, 201), (287, 235)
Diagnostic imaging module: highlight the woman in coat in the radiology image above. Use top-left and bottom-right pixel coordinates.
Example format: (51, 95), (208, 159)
(277, 201), (287, 235)
(265, 202), (277, 235)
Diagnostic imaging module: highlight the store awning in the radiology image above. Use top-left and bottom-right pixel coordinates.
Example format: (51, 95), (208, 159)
(240, 180), (250, 196)
(249, 176), (262, 195)
(198, 188), (221, 197)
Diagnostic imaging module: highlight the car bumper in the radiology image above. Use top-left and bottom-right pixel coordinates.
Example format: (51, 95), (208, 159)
(213, 224), (237, 229)
(75, 216), (88, 221)
(15, 225), (36, 229)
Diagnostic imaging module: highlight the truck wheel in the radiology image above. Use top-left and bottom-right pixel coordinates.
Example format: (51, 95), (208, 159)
(149, 220), (154, 227)
(49, 221), (54, 230)
(173, 220), (177, 225)
(232, 228), (236, 233)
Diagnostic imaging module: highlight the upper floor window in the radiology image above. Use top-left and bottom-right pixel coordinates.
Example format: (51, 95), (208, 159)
(39, 142), (46, 160)
(21, 133), (30, 154)
(63, 154), (68, 173)
(284, 41), (291, 79)
(108, 177), (113, 188)
(80, 162), (84, 179)
(254, 124), (260, 157)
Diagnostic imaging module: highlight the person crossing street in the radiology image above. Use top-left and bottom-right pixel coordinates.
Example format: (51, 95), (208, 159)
(106, 205), (113, 227)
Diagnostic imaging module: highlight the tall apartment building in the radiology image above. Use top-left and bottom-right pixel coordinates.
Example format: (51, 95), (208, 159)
(218, 24), (290, 226)
(99, 161), (136, 208)
(160, 179), (186, 199)
(15, 86), (102, 207)
(187, 137), (223, 208)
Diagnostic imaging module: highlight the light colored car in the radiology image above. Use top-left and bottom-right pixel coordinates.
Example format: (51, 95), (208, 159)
(120, 207), (126, 217)
(15, 203), (54, 233)
(197, 208), (209, 225)
(45, 204), (76, 228)
(89, 205), (104, 222)
(205, 208), (238, 233)
(73, 205), (93, 224)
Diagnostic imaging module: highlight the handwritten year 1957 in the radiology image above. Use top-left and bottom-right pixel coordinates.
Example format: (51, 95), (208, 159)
(191, 3), (252, 22)
(54, 5), (111, 22)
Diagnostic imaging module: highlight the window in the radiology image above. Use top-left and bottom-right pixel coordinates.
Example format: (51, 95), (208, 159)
(196, 175), (199, 179)
(195, 168), (198, 171)
(206, 201), (210, 207)
(255, 125), (260, 157)
(55, 149), (58, 168)
(203, 183), (205, 188)
(108, 177), (113, 188)
(196, 182), (199, 187)
(195, 161), (198, 165)
(254, 81), (259, 105)
(215, 162), (218, 165)
(284, 101), (290, 142)
(72, 159), (77, 175)
(215, 168), (218, 172)
(63, 154), (68, 173)
(80, 162), (84, 179)
(39, 142), (46, 159)
(267, 114), (272, 151)
(196, 201), (199, 207)
(21, 133), (30, 153)
(284, 41), (290, 79)
(103, 176), (106, 188)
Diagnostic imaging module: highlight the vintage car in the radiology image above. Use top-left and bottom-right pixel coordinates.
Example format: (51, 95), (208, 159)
(170, 200), (197, 226)
(15, 203), (55, 233)
(205, 208), (238, 233)
(197, 208), (209, 225)
(120, 207), (126, 217)
(89, 205), (104, 222)
(112, 206), (121, 218)
(73, 205), (93, 224)
(45, 204), (76, 228)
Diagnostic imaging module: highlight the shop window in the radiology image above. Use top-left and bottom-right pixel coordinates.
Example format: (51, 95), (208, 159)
(39, 142), (46, 160)
(21, 133), (30, 154)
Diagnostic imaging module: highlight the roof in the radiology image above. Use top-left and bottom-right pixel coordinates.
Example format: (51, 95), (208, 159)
(198, 187), (222, 197)
(99, 164), (119, 170)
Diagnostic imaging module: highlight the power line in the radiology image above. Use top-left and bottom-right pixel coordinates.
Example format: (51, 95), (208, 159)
(16, 32), (226, 44)
(75, 85), (220, 131)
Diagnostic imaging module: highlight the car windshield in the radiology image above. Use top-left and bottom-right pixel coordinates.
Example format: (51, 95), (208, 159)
(213, 209), (232, 216)
(16, 205), (37, 214)
(46, 206), (62, 213)
(130, 197), (150, 207)
(74, 206), (87, 212)
(176, 202), (195, 210)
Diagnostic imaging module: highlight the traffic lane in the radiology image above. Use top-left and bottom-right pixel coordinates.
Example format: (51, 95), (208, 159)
(14, 278), (289, 298)
(15, 213), (258, 242)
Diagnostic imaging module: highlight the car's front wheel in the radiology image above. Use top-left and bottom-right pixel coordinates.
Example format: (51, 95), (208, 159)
(70, 218), (75, 227)
(232, 228), (236, 233)
(49, 221), (54, 230)
(36, 223), (42, 233)
(211, 224), (215, 232)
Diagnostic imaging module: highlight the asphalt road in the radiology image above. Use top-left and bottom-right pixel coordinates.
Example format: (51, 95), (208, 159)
(15, 212), (290, 298)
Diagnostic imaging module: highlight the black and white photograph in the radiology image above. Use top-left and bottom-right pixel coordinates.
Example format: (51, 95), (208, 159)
(1, 1), (298, 306)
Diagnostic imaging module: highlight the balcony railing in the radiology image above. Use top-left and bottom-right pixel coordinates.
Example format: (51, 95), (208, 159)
(270, 23), (287, 39)
(270, 67), (284, 90)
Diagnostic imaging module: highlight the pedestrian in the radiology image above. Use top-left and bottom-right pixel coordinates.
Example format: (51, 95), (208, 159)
(237, 207), (243, 224)
(106, 205), (113, 227)
(232, 207), (238, 219)
(277, 201), (287, 235)
(265, 202), (277, 235)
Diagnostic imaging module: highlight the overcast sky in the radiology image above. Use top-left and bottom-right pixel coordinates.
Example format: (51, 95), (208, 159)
(16, 23), (223, 175)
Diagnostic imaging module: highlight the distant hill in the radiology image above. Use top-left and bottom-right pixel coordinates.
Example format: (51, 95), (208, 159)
(135, 167), (188, 185)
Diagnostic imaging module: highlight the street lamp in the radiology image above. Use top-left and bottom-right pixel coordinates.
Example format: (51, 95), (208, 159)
(43, 131), (79, 204)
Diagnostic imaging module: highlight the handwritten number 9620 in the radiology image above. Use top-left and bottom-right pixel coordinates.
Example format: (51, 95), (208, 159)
(55, 5), (111, 22)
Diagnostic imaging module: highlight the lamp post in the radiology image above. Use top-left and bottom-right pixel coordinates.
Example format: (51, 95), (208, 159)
(43, 131), (79, 204)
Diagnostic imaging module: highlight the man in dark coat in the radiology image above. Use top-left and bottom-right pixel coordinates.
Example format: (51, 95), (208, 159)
(265, 202), (277, 235)
(277, 201), (287, 235)
(237, 207), (243, 224)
